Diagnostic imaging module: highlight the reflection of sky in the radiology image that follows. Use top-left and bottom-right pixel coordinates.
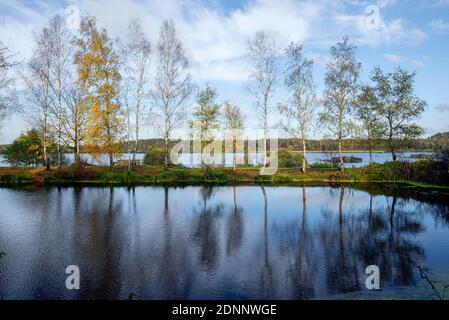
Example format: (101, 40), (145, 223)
(0, 186), (448, 299)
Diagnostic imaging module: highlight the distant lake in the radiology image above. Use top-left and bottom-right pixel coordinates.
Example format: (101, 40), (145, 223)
(0, 185), (448, 299)
(0, 151), (435, 168)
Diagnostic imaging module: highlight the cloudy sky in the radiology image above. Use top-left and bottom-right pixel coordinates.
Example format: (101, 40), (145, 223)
(1, 0), (449, 143)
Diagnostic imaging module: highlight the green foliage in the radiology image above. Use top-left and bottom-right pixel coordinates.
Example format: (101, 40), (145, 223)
(366, 67), (426, 160)
(144, 147), (166, 165)
(190, 85), (221, 146)
(352, 159), (449, 185)
(203, 170), (230, 183)
(97, 171), (143, 185)
(4, 129), (66, 167)
(271, 173), (294, 183)
(0, 174), (33, 184)
(278, 148), (304, 168)
(311, 162), (337, 169)
(255, 175), (272, 183)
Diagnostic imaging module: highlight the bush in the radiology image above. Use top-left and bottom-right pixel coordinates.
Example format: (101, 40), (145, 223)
(203, 171), (230, 183)
(96, 171), (142, 185)
(310, 162), (337, 169)
(4, 129), (66, 167)
(272, 173), (294, 183)
(0, 174), (33, 184)
(277, 148), (304, 168)
(143, 147), (166, 166)
(255, 175), (272, 183)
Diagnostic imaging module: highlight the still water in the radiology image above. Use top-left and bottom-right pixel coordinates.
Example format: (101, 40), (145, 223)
(0, 151), (434, 168)
(0, 185), (448, 300)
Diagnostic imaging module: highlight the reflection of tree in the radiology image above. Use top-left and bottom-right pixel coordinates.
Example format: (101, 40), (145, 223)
(225, 186), (244, 256)
(78, 187), (125, 299)
(157, 186), (193, 299)
(287, 186), (316, 299)
(258, 185), (274, 299)
(321, 186), (362, 295)
(191, 186), (223, 273)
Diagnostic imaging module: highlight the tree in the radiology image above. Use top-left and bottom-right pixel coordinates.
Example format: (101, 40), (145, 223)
(153, 20), (192, 171)
(368, 67), (426, 161)
(21, 30), (53, 170)
(247, 31), (279, 169)
(75, 16), (124, 170)
(190, 85), (221, 169)
(61, 82), (87, 166)
(223, 101), (245, 173)
(279, 42), (316, 173)
(4, 129), (63, 167)
(355, 85), (382, 163)
(320, 36), (361, 170)
(122, 19), (152, 168)
(45, 15), (74, 169)
(0, 42), (18, 127)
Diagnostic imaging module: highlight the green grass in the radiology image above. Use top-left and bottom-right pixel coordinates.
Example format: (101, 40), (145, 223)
(0, 173), (34, 185)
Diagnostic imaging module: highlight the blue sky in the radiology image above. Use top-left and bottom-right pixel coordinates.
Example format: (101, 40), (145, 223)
(0, 0), (448, 143)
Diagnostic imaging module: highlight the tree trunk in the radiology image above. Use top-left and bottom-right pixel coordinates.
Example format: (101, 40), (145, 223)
(164, 135), (169, 171)
(301, 137), (306, 173)
(338, 137), (344, 171)
(109, 152), (114, 172)
(391, 147), (397, 161)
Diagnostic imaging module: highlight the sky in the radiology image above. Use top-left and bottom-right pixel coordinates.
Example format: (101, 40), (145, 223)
(0, 0), (449, 143)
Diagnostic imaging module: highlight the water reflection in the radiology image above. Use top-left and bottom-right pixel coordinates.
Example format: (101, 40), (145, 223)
(0, 185), (448, 300)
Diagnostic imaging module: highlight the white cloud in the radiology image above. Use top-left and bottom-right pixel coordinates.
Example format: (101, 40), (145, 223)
(384, 53), (402, 62)
(411, 59), (424, 69)
(435, 103), (449, 113)
(0, 0), (429, 84)
(429, 19), (449, 33)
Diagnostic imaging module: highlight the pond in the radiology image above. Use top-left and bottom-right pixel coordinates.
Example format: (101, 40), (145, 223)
(0, 151), (435, 168)
(0, 185), (448, 300)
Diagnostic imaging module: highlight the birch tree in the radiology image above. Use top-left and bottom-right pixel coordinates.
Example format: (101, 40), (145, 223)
(61, 84), (86, 165)
(22, 31), (53, 170)
(368, 67), (426, 161)
(45, 15), (73, 169)
(122, 19), (152, 166)
(153, 20), (191, 171)
(355, 85), (382, 163)
(247, 31), (279, 168)
(0, 43), (18, 127)
(223, 101), (245, 173)
(75, 16), (124, 170)
(320, 36), (361, 170)
(278, 42), (316, 173)
(189, 85), (221, 170)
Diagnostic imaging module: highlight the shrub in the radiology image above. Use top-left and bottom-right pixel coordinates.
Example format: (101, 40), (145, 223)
(310, 162), (337, 169)
(144, 147), (166, 166)
(4, 129), (66, 167)
(96, 171), (142, 185)
(277, 148), (304, 168)
(255, 175), (272, 183)
(0, 174), (33, 184)
(203, 171), (230, 183)
(272, 173), (294, 183)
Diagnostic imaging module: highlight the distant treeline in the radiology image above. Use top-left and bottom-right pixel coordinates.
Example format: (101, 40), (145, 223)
(2, 137), (448, 155)
(124, 137), (449, 154)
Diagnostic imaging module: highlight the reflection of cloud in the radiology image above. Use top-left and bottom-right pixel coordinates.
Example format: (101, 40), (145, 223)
(435, 103), (449, 113)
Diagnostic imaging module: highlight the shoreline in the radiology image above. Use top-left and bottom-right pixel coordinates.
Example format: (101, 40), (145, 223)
(1, 165), (448, 190)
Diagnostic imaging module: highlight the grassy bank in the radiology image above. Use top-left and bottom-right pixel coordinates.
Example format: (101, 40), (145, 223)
(1, 161), (448, 189)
